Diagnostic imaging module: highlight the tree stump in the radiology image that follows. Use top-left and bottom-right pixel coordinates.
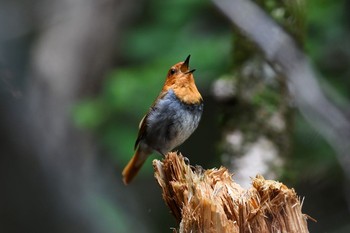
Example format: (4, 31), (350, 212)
(153, 152), (312, 233)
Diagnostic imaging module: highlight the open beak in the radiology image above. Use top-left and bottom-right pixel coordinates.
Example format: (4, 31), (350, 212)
(185, 69), (196, 74)
(181, 55), (191, 72)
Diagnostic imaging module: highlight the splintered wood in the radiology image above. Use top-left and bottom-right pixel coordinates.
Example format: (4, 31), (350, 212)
(153, 152), (310, 233)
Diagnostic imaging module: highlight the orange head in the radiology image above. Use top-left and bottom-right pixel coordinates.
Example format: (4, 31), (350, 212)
(162, 55), (202, 104)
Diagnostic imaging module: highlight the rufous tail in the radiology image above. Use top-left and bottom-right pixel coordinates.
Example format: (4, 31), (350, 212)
(122, 148), (149, 185)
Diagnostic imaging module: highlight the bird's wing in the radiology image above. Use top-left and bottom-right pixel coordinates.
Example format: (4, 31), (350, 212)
(134, 113), (148, 150)
(134, 90), (167, 150)
(138, 115), (146, 129)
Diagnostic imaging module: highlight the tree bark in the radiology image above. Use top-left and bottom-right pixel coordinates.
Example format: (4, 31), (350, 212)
(153, 152), (312, 233)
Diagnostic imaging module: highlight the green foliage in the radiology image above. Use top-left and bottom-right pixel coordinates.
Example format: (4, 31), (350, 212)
(286, 0), (350, 190)
(251, 87), (280, 113)
(284, 114), (339, 182)
(305, 3), (349, 125)
(306, 0), (350, 101)
(73, 99), (108, 129)
(258, 0), (306, 44)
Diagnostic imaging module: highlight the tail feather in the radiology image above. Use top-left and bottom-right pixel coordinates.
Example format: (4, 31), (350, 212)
(122, 148), (149, 185)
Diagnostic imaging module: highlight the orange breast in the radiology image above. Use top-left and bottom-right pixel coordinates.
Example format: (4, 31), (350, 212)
(163, 73), (202, 105)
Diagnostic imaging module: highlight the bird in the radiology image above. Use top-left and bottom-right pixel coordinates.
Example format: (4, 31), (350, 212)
(122, 55), (203, 184)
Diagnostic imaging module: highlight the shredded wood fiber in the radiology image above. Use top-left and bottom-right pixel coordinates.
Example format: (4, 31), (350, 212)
(153, 152), (311, 233)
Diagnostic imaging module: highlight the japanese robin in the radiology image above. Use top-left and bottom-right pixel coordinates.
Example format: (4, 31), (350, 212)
(122, 55), (203, 184)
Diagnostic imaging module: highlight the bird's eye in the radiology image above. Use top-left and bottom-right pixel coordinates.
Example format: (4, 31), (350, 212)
(170, 68), (176, 75)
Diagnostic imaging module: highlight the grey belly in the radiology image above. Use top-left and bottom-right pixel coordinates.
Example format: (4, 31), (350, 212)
(144, 91), (203, 154)
(166, 107), (201, 149)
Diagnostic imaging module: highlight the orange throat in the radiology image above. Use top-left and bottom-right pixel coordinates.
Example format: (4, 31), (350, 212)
(163, 76), (202, 105)
(173, 83), (202, 104)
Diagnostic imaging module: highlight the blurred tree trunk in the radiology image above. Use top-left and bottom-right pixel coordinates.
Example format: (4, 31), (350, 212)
(213, 0), (305, 187)
(0, 0), (150, 232)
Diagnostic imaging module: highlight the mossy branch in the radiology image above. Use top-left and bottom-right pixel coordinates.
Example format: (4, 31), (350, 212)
(153, 152), (313, 233)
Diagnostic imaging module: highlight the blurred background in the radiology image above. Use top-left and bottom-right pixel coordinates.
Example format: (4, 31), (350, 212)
(0, 0), (349, 232)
